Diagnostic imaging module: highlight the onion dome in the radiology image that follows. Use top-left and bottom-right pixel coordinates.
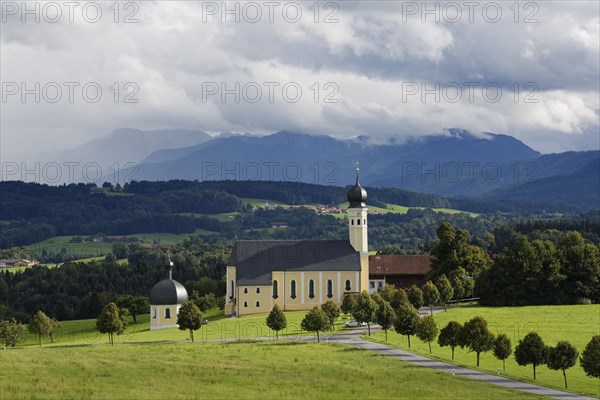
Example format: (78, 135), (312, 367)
(347, 162), (367, 208)
(149, 258), (188, 305)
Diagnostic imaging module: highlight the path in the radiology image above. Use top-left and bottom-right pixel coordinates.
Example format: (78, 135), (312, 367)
(321, 327), (598, 400)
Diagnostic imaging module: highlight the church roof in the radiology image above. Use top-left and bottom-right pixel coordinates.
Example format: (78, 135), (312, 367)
(149, 278), (188, 305)
(229, 240), (361, 285)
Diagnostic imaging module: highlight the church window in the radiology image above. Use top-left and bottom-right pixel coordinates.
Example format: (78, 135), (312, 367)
(291, 280), (297, 299)
(230, 281), (234, 299)
(244, 287), (248, 294)
(165, 308), (171, 319)
(309, 280), (315, 299)
(351, 220), (354, 225)
(152, 308), (156, 319)
(364, 219), (366, 225)
(327, 280), (333, 298)
(272, 280), (279, 299)
(256, 287), (261, 294)
(243, 301), (248, 308)
(256, 301), (260, 307)
(357, 219), (360, 225)
(345, 279), (351, 291)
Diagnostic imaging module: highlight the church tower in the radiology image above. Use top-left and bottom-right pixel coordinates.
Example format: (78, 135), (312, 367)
(347, 162), (369, 292)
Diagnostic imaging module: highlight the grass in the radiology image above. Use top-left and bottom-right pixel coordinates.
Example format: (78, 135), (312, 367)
(176, 212), (240, 222)
(240, 197), (288, 207)
(15, 310), (354, 348)
(334, 202), (479, 217)
(27, 236), (114, 258)
(0, 341), (544, 399)
(366, 304), (600, 398)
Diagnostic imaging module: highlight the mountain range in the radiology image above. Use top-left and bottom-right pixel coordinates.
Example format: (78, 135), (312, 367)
(13, 128), (600, 209)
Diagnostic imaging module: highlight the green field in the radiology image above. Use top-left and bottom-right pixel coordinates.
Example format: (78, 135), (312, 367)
(333, 202), (478, 218)
(367, 305), (600, 397)
(0, 341), (544, 400)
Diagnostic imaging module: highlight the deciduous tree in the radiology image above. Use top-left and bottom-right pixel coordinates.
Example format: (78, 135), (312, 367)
(493, 333), (512, 373)
(375, 301), (395, 341)
(177, 300), (202, 343)
(321, 301), (341, 331)
(436, 275), (454, 311)
(0, 319), (24, 349)
(514, 332), (547, 380)
(438, 321), (462, 360)
(28, 311), (52, 347)
(407, 285), (424, 310)
(352, 291), (377, 336)
(422, 281), (440, 315)
(341, 294), (357, 315)
(416, 315), (438, 354)
(96, 302), (124, 345)
(547, 341), (578, 389)
(580, 335), (600, 378)
(459, 316), (495, 367)
(301, 307), (329, 342)
(393, 303), (419, 348)
(266, 304), (287, 339)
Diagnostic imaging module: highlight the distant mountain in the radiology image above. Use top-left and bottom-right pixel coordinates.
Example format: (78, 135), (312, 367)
(32, 128), (213, 170)
(132, 129), (540, 187)
(478, 156), (600, 208)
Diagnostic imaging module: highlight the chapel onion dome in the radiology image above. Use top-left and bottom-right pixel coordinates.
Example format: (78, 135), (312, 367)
(347, 164), (367, 208)
(149, 258), (188, 305)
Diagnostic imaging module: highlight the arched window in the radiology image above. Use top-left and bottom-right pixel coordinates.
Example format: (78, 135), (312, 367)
(256, 301), (260, 307)
(165, 308), (171, 319)
(309, 280), (315, 299)
(345, 279), (351, 291)
(290, 280), (297, 299)
(230, 280), (234, 299)
(244, 287), (248, 294)
(152, 308), (157, 319)
(272, 280), (279, 299)
(243, 301), (248, 308)
(357, 219), (361, 225)
(256, 287), (260, 294)
(351, 220), (354, 225)
(327, 280), (333, 298)
(364, 219), (366, 225)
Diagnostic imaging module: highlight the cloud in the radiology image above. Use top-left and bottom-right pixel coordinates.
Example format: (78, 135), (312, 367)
(1, 0), (598, 158)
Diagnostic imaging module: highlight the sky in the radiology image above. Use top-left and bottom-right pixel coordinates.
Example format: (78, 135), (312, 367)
(1, 0), (599, 158)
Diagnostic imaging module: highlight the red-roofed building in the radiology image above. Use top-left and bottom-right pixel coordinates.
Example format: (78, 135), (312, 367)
(368, 255), (433, 293)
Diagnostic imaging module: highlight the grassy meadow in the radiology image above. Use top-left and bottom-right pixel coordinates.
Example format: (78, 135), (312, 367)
(367, 304), (600, 398)
(0, 341), (545, 399)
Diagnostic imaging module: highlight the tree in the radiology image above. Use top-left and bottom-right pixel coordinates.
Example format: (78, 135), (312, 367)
(375, 301), (395, 341)
(493, 333), (512, 373)
(29, 311), (52, 347)
(459, 316), (495, 367)
(514, 332), (547, 380)
(393, 303), (420, 348)
(436, 275), (454, 311)
(449, 267), (468, 302)
(266, 304), (287, 339)
(352, 291), (377, 336)
(438, 321), (462, 360)
(0, 319), (25, 349)
(177, 300), (202, 343)
(47, 317), (61, 343)
(321, 300), (341, 331)
(341, 294), (357, 315)
(407, 285), (424, 310)
(422, 281), (440, 316)
(301, 307), (329, 342)
(116, 295), (149, 323)
(580, 335), (600, 378)
(547, 341), (578, 389)
(416, 315), (438, 354)
(381, 284), (397, 303)
(96, 302), (124, 345)
(389, 288), (409, 312)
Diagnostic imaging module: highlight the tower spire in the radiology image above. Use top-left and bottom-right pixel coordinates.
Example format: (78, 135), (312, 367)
(166, 252), (174, 280)
(355, 160), (360, 184)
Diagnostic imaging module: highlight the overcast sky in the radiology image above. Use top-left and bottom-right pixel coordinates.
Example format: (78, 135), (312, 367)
(1, 0), (599, 158)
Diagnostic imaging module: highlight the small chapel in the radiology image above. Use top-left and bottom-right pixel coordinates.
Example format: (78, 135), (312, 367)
(149, 258), (189, 330)
(224, 165), (370, 316)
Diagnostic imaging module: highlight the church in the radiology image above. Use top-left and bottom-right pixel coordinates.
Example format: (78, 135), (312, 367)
(224, 166), (370, 316)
